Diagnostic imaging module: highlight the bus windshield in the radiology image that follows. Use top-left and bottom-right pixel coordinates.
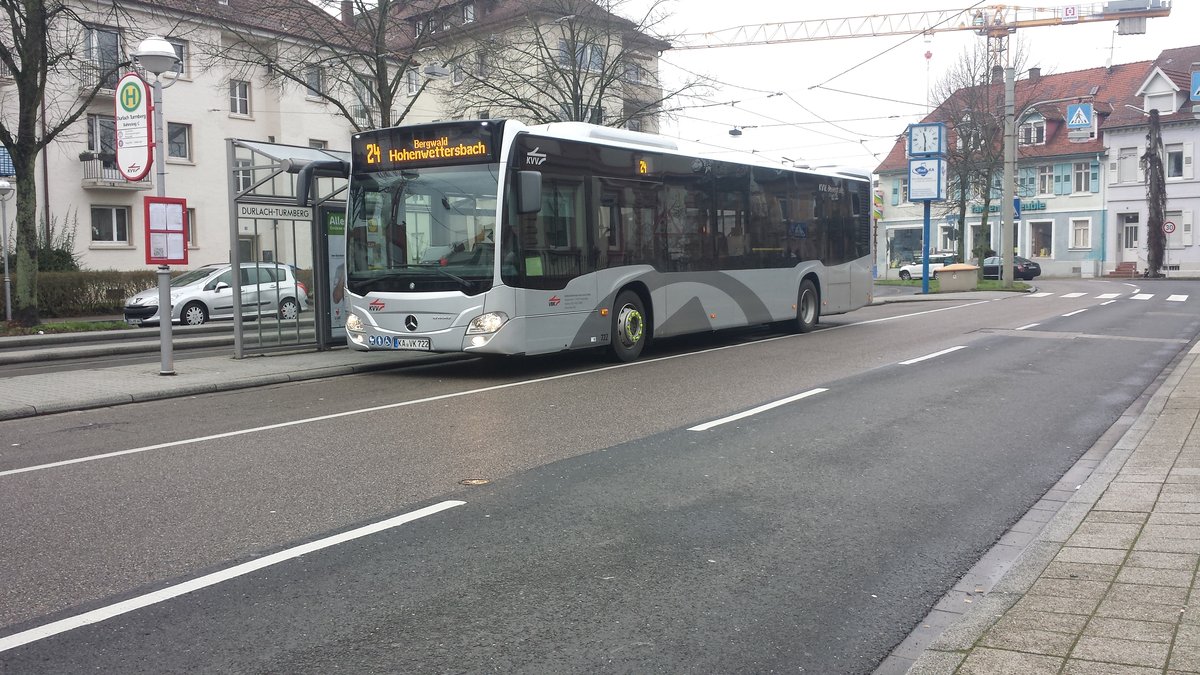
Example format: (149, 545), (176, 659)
(346, 163), (500, 296)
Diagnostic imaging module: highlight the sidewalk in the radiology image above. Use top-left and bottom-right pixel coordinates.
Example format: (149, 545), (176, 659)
(0, 346), (461, 421)
(889, 341), (1200, 674)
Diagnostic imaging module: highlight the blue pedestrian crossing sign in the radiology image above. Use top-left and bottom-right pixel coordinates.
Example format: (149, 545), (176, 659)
(1067, 103), (1093, 129)
(1192, 72), (1200, 102)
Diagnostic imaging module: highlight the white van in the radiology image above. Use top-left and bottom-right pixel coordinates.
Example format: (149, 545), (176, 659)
(123, 263), (309, 326)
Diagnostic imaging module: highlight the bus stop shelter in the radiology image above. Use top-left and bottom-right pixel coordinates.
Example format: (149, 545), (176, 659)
(225, 138), (348, 358)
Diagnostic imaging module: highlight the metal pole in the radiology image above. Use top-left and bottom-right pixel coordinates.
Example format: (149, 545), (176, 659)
(1001, 66), (1016, 289)
(1, 197), (9, 322)
(153, 76), (175, 375)
(921, 200), (932, 294)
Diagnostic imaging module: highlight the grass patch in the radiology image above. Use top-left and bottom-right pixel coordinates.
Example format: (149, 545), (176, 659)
(1, 320), (132, 337)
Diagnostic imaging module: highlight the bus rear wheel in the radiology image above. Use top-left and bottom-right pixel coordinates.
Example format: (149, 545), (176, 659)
(781, 279), (819, 334)
(609, 290), (647, 362)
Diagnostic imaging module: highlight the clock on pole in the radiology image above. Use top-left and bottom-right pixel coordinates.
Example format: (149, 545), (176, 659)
(907, 122), (946, 157)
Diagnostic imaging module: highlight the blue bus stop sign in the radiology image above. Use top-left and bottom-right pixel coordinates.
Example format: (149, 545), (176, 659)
(1014, 197), (1021, 220)
(1192, 72), (1200, 102)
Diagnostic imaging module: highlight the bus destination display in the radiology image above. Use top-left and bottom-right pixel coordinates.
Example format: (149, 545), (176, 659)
(352, 124), (497, 170)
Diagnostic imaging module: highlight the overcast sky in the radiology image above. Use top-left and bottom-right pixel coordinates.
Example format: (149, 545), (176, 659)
(642, 0), (1193, 173)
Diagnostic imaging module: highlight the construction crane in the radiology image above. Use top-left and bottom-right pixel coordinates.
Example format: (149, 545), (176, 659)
(672, 2), (1173, 50)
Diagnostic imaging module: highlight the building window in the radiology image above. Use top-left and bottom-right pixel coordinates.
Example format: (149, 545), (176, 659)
(234, 158), (253, 193)
(187, 208), (197, 246)
(1019, 116), (1045, 145)
(627, 117), (642, 132)
(1037, 165), (1053, 195)
(462, 2), (475, 22)
(1073, 162), (1091, 193)
(308, 139), (327, 149)
(477, 109), (491, 119)
(1117, 147), (1138, 183)
(167, 122), (190, 160)
(305, 65), (323, 97)
(406, 68), (420, 95)
(559, 40), (603, 71)
(1071, 218), (1090, 249)
(900, 177), (910, 203)
(86, 114), (116, 164)
(1167, 143), (1184, 179)
(230, 80), (251, 115)
(452, 63), (465, 84)
(85, 26), (121, 90)
(625, 63), (642, 84)
(167, 39), (188, 78)
(91, 206), (129, 243)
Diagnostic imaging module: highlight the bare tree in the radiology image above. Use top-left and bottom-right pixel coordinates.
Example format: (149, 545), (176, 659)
(0, 0), (140, 324)
(199, 0), (450, 132)
(1142, 108), (1166, 278)
(929, 42), (1033, 269)
(436, 0), (697, 129)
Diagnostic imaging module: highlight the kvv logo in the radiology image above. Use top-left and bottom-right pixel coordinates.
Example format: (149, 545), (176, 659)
(526, 147), (547, 166)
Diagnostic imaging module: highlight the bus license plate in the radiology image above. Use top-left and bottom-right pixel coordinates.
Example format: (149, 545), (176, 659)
(369, 335), (431, 351)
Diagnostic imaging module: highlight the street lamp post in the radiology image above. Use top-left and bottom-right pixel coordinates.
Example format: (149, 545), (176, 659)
(0, 178), (12, 322)
(134, 36), (180, 375)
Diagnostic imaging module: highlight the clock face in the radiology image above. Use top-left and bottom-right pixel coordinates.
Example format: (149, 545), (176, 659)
(911, 125), (940, 154)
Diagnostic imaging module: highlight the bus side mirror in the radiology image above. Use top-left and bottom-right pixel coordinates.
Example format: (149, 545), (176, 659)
(516, 170), (542, 214)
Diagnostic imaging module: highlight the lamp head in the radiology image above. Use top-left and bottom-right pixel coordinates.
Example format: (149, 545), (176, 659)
(134, 36), (180, 76)
(0, 179), (12, 199)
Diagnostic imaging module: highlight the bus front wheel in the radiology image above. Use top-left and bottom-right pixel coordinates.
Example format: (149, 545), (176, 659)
(610, 290), (647, 362)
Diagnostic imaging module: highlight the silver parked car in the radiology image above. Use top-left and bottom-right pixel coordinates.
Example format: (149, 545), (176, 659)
(123, 262), (309, 326)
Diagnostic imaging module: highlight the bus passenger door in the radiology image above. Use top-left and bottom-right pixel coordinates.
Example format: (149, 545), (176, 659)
(519, 178), (598, 354)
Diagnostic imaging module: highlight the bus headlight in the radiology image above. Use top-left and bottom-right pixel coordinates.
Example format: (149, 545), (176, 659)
(466, 311), (509, 335)
(345, 313), (364, 332)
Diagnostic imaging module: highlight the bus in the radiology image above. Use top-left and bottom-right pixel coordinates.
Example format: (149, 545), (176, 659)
(305, 119), (872, 362)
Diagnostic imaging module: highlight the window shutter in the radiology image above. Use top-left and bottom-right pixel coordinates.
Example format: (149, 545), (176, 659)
(1137, 146), (1146, 182)
(1185, 142), (1194, 180)
(1185, 210), (1194, 247)
(891, 179), (899, 206)
(1019, 167), (1035, 197)
(1054, 163), (1069, 195)
(1090, 160), (1100, 192)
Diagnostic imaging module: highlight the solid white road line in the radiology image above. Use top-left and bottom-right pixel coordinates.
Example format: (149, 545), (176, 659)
(0, 500), (465, 653)
(687, 388), (828, 432)
(1102, 301), (1117, 306)
(898, 346), (968, 365)
(1015, 323), (1040, 331)
(1063, 309), (1088, 317)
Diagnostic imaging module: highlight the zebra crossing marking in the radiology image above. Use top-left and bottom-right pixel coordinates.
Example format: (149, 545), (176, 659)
(1097, 293), (1121, 299)
(1132, 294), (1155, 300)
(1168, 295), (1188, 302)
(1061, 292), (1087, 298)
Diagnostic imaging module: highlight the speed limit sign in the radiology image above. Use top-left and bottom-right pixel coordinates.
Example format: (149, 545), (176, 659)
(1165, 221), (1177, 234)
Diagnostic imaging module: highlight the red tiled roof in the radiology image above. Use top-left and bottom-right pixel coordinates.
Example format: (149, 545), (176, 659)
(875, 58), (1155, 174)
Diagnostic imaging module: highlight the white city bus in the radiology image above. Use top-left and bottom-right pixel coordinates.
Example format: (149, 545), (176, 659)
(318, 119), (872, 362)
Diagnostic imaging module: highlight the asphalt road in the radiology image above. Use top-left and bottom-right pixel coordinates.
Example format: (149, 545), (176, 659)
(1, 278), (1197, 673)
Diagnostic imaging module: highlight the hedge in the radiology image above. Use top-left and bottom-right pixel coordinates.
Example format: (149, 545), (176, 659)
(2, 270), (165, 318)
(1, 268), (318, 318)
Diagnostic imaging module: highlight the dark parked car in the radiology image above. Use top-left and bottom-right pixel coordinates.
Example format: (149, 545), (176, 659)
(983, 255), (1041, 281)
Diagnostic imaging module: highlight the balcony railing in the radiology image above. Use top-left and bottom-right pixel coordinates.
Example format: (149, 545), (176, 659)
(79, 153), (152, 190)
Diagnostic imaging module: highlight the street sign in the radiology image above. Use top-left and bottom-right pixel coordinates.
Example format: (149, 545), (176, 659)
(1014, 196), (1022, 220)
(1165, 221), (1177, 235)
(114, 73), (152, 181)
(144, 196), (188, 265)
(1192, 72), (1200, 102)
(1066, 103), (1093, 129)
